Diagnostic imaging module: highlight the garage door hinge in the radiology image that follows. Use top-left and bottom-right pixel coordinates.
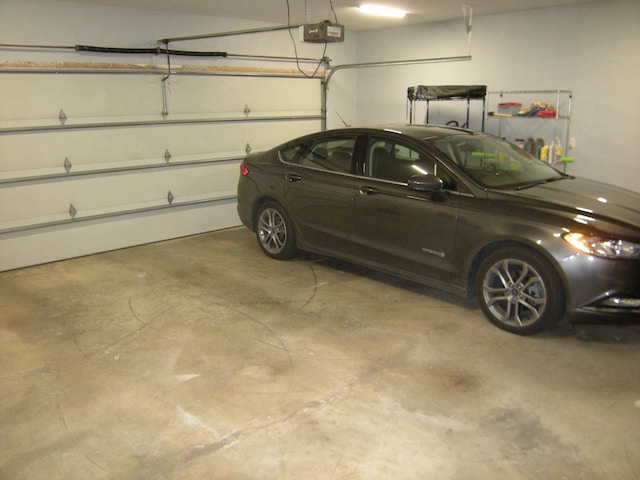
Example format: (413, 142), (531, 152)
(164, 149), (172, 163)
(244, 104), (251, 117)
(167, 191), (174, 204)
(59, 109), (67, 125)
(64, 157), (72, 173)
(69, 203), (77, 219)
(245, 143), (252, 155)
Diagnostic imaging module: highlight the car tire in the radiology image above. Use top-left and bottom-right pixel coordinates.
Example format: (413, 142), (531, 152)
(255, 202), (296, 260)
(475, 247), (564, 335)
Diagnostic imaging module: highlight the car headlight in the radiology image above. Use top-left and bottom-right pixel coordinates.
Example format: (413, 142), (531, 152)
(564, 233), (640, 259)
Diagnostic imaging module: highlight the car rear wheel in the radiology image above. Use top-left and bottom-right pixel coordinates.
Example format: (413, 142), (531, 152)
(255, 202), (296, 260)
(476, 247), (563, 335)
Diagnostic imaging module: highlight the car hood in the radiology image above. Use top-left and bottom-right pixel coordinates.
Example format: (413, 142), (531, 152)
(490, 177), (640, 238)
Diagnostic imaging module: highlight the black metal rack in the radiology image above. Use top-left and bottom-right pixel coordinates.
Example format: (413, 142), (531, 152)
(407, 85), (487, 131)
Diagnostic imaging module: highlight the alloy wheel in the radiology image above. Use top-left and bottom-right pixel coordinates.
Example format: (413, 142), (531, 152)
(482, 258), (547, 328)
(257, 207), (288, 255)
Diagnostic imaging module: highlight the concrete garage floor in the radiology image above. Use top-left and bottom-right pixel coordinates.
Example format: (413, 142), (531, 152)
(1, 227), (639, 480)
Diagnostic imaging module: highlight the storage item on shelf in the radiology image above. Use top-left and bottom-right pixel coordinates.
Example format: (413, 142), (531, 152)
(522, 137), (546, 158)
(516, 102), (556, 117)
(498, 102), (521, 115)
(486, 89), (573, 171)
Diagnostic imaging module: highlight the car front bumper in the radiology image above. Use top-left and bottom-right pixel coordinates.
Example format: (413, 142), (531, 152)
(561, 252), (640, 324)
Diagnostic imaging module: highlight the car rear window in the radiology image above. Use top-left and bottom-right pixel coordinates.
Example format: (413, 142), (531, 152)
(281, 137), (356, 174)
(280, 144), (304, 163)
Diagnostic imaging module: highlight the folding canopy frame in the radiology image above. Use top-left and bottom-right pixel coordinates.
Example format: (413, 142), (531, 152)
(406, 85), (487, 131)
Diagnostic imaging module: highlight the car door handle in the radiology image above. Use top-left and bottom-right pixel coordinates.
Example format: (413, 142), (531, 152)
(284, 174), (302, 182)
(358, 186), (380, 195)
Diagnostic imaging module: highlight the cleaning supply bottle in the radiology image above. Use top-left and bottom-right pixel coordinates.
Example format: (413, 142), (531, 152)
(554, 136), (563, 163)
(523, 137), (534, 154)
(534, 137), (545, 159)
(540, 144), (550, 162)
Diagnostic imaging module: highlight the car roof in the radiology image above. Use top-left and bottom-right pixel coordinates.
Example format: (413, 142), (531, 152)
(325, 124), (476, 142)
(378, 124), (476, 141)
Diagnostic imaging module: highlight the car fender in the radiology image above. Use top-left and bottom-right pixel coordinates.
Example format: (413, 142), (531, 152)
(458, 215), (572, 314)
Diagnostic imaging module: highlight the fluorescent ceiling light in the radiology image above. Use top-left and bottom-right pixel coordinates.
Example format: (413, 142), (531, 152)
(359, 4), (407, 18)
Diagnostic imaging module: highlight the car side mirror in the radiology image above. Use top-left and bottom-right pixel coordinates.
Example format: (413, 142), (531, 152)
(407, 174), (443, 192)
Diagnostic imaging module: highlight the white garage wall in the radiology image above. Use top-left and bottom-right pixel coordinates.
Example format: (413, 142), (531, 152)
(354, 0), (640, 193)
(0, 0), (357, 271)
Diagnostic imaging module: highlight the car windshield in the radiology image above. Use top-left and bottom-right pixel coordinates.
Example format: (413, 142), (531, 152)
(432, 134), (564, 189)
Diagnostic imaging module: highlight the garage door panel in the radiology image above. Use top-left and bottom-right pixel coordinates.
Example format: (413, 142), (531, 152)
(158, 121), (321, 156)
(239, 121), (321, 150)
(1, 127), (171, 175)
(0, 74), (161, 123)
(0, 162), (239, 227)
(0, 119), (320, 181)
(0, 201), (240, 272)
(0, 74), (321, 125)
(166, 75), (321, 115)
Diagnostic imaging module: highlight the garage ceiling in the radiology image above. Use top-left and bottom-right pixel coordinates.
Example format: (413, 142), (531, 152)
(58, 0), (599, 31)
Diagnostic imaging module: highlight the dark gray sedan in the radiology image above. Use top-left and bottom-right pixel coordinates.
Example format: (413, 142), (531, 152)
(237, 125), (640, 334)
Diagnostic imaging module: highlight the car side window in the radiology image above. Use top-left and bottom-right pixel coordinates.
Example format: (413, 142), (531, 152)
(280, 144), (304, 163)
(365, 138), (457, 191)
(283, 137), (356, 174)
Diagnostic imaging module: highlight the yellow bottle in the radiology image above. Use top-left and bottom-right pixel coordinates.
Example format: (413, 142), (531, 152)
(554, 137), (563, 163)
(540, 145), (550, 162)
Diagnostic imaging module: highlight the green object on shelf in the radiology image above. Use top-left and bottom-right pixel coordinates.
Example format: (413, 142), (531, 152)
(561, 157), (574, 163)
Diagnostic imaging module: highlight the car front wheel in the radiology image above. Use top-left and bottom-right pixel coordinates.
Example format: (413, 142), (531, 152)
(476, 247), (564, 335)
(255, 202), (296, 260)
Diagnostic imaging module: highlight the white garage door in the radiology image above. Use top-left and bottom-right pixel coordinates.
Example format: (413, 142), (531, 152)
(0, 68), (322, 271)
